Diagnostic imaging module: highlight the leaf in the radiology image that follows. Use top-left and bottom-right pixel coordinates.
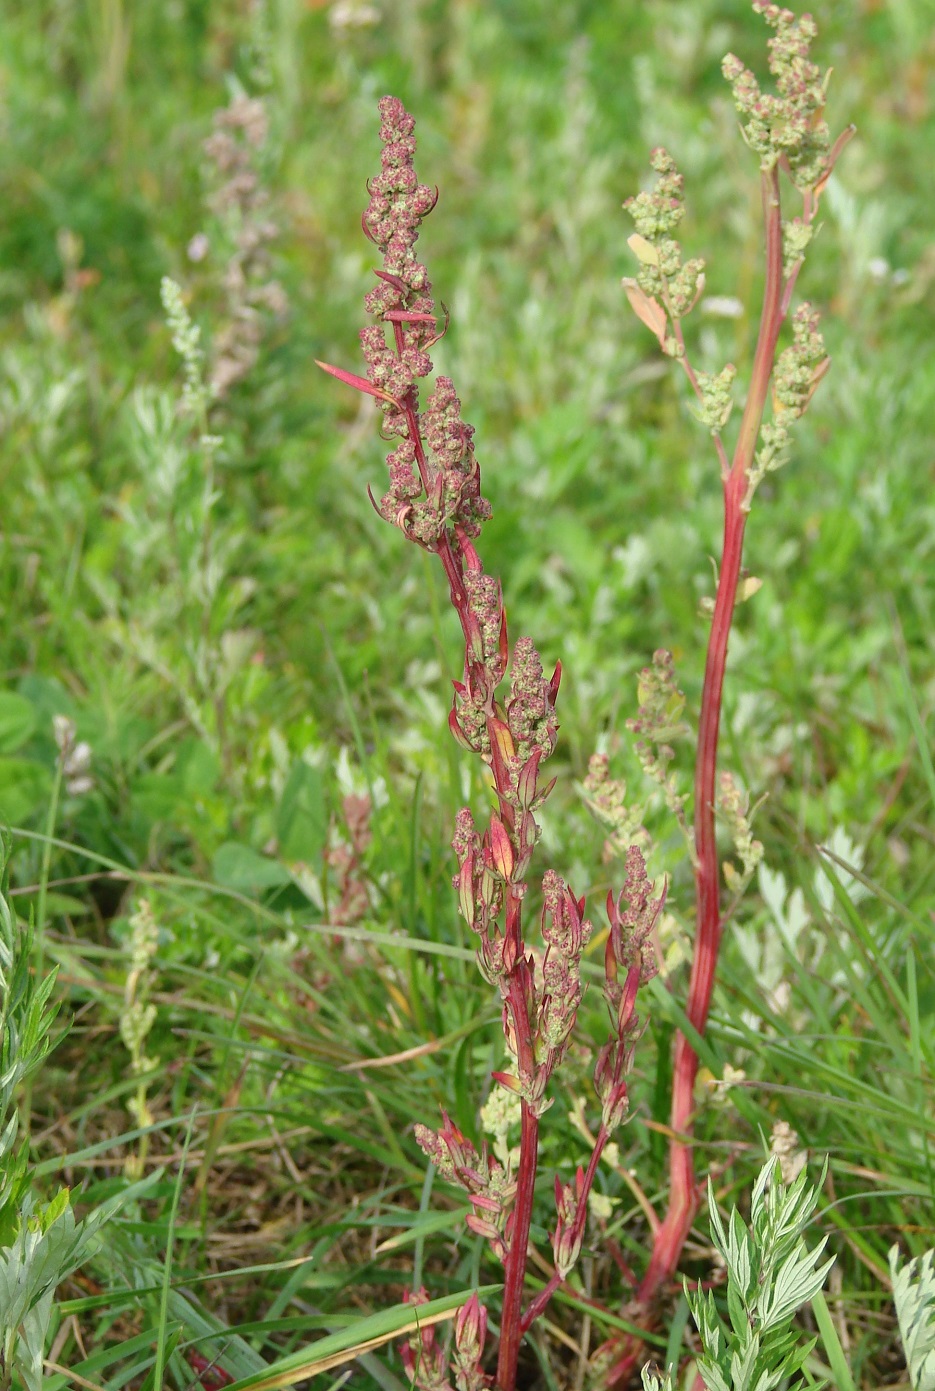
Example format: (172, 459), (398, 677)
(487, 814), (515, 881)
(212, 843), (292, 893)
(890, 1245), (935, 1391)
(622, 278), (667, 345)
(627, 233), (660, 266)
(219, 1285), (501, 1390)
(0, 695), (37, 755)
(0, 758), (53, 824)
(315, 360), (402, 407)
(277, 762), (327, 863)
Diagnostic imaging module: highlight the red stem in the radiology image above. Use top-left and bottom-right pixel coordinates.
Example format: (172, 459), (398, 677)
(519, 1127), (609, 1335)
(639, 165), (785, 1303)
(496, 1100), (540, 1391)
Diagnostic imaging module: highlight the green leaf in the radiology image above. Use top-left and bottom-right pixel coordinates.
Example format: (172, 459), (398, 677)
(890, 1245), (935, 1391)
(0, 694), (37, 755)
(277, 762), (327, 863)
(220, 1285), (501, 1390)
(212, 842), (292, 892)
(0, 758), (52, 824)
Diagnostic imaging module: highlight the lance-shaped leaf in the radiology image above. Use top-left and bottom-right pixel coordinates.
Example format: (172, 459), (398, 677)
(458, 858), (476, 929)
(449, 705), (475, 751)
(628, 233), (660, 266)
(622, 278), (667, 346)
(487, 814), (515, 881)
(488, 716), (516, 766)
(315, 360), (403, 408)
(516, 749), (542, 811)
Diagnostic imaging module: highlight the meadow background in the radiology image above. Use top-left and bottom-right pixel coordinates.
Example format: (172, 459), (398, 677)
(0, 0), (933, 1386)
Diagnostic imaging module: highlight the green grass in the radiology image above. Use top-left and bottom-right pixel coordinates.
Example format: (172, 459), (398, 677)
(0, 0), (933, 1387)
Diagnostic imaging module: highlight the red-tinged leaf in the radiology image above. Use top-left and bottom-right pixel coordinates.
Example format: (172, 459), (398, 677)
(458, 858), (475, 928)
(315, 360), (402, 407)
(452, 679), (467, 697)
(487, 814), (515, 881)
(185, 1352), (234, 1390)
(374, 268), (407, 291)
(519, 811), (538, 855)
(361, 211), (377, 244)
(548, 661), (562, 704)
(814, 123), (856, 201)
(449, 707), (474, 751)
(491, 1071), (521, 1093)
(365, 484), (383, 517)
(617, 964), (641, 1034)
(469, 1193), (501, 1214)
(460, 531), (482, 574)
(517, 750), (542, 811)
(605, 932), (618, 982)
(498, 608), (509, 672)
(465, 613), (486, 665)
(489, 717), (516, 766)
(384, 309), (437, 324)
(622, 277), (667, 346)
(531, 775), (556, 810)
(804, 355), (832, 406)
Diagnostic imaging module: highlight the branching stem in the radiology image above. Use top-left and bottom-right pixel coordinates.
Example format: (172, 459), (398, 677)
(640, 163), (785, 1302)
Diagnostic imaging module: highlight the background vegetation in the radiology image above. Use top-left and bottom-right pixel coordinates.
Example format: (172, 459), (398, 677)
(0, 0), (932, 1386)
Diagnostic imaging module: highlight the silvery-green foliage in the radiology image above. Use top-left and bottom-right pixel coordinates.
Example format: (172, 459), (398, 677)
(0, 838), (158, 1388)
(0, 837), (60, 1247)
(0, 1178), (154, 1391)
(686, 1157), (835, 1391)
(641, 1363), (675, 1391)
(890, 1245), (935, 1390)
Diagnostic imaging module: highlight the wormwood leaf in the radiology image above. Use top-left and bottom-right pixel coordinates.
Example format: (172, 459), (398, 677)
(759, 1238), (833, 1331)
(688, 1159), (834, 1391)
(890, 1245), (935, 1391)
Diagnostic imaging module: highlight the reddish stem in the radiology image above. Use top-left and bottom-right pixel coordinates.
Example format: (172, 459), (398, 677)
(639, 165), (785, 1303)
(519, 1127), (608, 1335)
(497, 1100), (540, 1391)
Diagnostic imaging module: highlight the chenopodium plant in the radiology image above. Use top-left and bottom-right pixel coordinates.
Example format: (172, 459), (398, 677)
(0, 837), (154, 1390)
(318, 97), (662, 1391)
(641, 1157), (834, 1391)
(601, 4), (854, 1353)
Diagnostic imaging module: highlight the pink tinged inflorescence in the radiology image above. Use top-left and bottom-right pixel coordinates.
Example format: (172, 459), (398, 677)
(401, 1289), (453, 1391)
(413, 1112), (515, 1261)
(323, 94), (661, 1387)
(622, 148), (705, 357)
(595, 847), (664, 1132)
(452, 1294), (491, 1391)
(722, 4), (830, 188)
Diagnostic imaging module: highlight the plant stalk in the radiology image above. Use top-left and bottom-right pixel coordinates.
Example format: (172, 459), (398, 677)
(639, 165), (785, 1301)
(496, 1100), (540, 1390)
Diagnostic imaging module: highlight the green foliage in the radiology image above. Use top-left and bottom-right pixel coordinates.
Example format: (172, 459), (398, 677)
(0, 836), (157, 1388)
(890, 1245), (935, 1391)
(684, 1158), (835, 1391)
(0, 0), (931, 1384)
(0, 836), (59, 1246)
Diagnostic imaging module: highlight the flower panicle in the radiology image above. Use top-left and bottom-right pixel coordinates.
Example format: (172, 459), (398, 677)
(413, 1111), (515, 1262)
(722, 4), (830, 188)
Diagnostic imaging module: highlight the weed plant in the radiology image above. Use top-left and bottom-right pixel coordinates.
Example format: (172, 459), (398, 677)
(0, 0), (932, 1389)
